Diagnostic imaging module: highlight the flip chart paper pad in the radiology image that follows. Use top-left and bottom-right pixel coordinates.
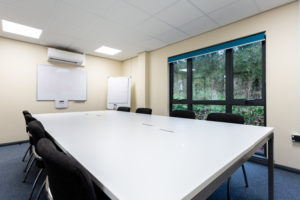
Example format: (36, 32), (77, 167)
(107, 77), (131, 109)
(37, 64), (87, 101)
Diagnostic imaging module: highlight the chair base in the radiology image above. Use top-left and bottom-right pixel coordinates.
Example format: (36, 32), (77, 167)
(23, 158), (36, 183)
(22, 144), (32, 162)
(24, 153), (33, 172)
(36, 179), (46, 200)
(29, 168), (45, 200)
(227, 164), (249, 200)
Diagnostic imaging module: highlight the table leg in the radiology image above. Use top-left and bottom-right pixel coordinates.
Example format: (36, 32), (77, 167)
(268, 133), (274, 200)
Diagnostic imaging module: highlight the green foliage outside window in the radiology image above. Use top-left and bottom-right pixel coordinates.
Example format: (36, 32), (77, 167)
(193, 105), (226, 120)
(233, 42), (262, 99)
(173, 60), (187, 100)
(192, 50), (225, 100)
(232, 106), (264, 126)
(172, 104), (188, 110)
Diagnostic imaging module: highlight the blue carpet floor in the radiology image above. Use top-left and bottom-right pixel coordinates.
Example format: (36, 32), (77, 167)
(1, 143), (300, 200)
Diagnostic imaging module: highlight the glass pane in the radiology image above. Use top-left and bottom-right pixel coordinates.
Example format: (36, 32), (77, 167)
(192, 50), (226, 100)
(173, 59), (187, 100)
(172, 104), (188, 111)
(233, 42), (262, 99)
(193, 105), (226, 120)
(232, 106), (264, 126)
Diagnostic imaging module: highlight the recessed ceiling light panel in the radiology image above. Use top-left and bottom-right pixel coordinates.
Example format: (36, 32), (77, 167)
(2, 20), (42, 39)
(95, 46), (121, 55)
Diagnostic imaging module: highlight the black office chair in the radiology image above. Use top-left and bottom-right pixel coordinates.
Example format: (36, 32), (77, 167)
(23, 110), (31, 116)
(117, 107), (131, 112)
(170, 110), (195, 119)
(37, 138), (108, 200)
(207, 113), (245, 124)
(24, 113), (36, 125)
(207, 113), (249, 200)
(22, 111), (34, 162)
(23, 114), (37, 172)
(136, 108), (152, 115)
(25, 120), (49, 200)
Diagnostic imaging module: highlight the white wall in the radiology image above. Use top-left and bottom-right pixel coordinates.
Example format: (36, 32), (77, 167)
(0, 37), (122, 143)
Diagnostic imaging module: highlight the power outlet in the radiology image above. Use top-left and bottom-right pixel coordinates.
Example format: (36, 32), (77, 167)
(291, 133), (300, 142)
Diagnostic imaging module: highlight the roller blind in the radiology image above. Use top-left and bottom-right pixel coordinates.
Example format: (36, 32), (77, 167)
(168, 32), (265, 63)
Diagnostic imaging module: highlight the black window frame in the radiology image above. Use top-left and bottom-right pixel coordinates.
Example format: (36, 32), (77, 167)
(169, 39), (266, 156)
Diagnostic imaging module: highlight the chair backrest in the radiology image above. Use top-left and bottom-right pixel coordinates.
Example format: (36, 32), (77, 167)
(206, 113), (245, 124)
(24, 114), (36, 125)
(22, 110), (31, 116)
(136, 108), (152, 115)
(170, 110), (196, 119)
(117, 107), (131, 112)
(37, 138), (97, 200)
(27, 120), (46, 146)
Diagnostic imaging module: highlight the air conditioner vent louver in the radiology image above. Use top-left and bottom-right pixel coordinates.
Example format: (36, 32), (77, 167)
(47, 48), (86, 66)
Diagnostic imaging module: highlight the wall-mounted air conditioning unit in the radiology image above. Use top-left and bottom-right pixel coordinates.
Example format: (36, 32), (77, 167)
(47, 48), (86, 66)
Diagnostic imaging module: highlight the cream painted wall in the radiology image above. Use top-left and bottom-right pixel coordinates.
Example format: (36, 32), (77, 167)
(122, 52), (150, 111)
(122, 57), (138, 110)
(122, 2), (300, 169)
(0, 37), (122, 143)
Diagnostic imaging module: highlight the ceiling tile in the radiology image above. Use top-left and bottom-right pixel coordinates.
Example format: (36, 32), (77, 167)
(208, 0), (259, 26)
(122, 45), (146, 54)
(103, 1), (151, 27)
(190, 0), (237, 13)
(0, 0), (19, 3)
(49, 2), (101, 31)
(136, 17), (173, 37)
(71, 39), (101, 50)
(44, 2), (103, 41)
(0, 1), (56, 29)
(40, 33), (78, 49)
(62, 0), (118, 17)
(45, 23), (87, 40)
(124, 0), (180, 15)
(84, 18), (151, 47)
(156, 28), (189, 44)
(156, 0), (204, 27)
(0, 0), (57, 9)
(0, 0), (295, 61)
(83, 19), (121, 42)
(254, 0), (295, 12)
(139, 38), (167, 51)
(178, 15), (218, 36)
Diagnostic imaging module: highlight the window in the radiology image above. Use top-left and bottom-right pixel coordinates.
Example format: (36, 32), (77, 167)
(169, 33), (266, 156)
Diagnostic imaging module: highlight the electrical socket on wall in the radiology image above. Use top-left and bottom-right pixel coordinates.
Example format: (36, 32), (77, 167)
(291, 133), (300, 142)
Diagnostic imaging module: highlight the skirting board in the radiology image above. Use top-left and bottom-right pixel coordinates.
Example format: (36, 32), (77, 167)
(0, 140), (29, 147)
(250, 156), (300, 174)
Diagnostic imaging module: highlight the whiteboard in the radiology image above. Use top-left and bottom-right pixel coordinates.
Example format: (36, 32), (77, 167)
(107, 77), (131, 109)
(37, 64), (87, 101)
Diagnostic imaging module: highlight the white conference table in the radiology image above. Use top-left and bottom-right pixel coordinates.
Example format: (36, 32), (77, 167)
(34, 110), (274, 200)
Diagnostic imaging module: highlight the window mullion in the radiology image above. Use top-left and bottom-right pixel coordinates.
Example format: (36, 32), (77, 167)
(226, 49), (233, 113)
(187, 58), (193, 110)
(262, 41), (267, 126)
(169, 63), (174, 115)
